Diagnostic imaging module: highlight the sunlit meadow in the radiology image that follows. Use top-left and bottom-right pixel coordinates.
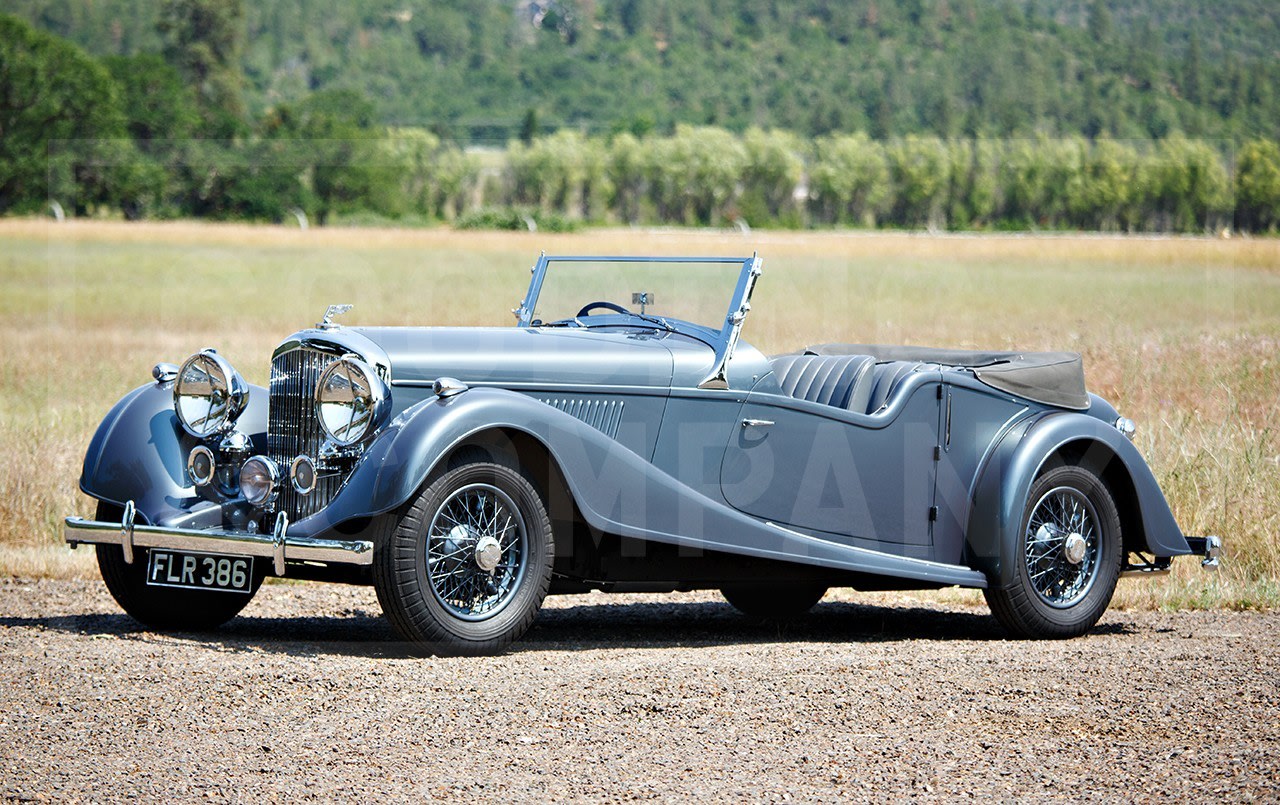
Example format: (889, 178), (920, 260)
(2, 220), (1276, 609)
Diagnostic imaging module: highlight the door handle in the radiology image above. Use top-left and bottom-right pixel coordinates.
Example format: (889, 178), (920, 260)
(741, 418), (774, 428)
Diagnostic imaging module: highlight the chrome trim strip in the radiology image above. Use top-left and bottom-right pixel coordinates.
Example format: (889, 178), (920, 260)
(64, 516), (373, 568)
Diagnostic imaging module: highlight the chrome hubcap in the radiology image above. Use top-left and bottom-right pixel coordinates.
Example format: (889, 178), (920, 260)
(1063, 532), (1087, 565)
(1025, 486), (1101, 608)
(474, 535), (503, 572)
(426, 483), (528, 621)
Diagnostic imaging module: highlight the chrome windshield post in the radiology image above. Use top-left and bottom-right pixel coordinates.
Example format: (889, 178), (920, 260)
(698, 254), (762, 390)
(514, 252), (550, 327)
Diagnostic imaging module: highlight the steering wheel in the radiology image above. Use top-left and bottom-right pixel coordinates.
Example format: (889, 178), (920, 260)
(576, 301), (631, 317)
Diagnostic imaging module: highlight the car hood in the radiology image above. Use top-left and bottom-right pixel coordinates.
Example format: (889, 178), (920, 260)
(351, 326), (682, 389)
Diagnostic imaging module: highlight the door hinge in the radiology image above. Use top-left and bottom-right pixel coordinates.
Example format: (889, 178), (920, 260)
(928, 505), (938, 522)
(936, 384), (943, 400)
(933, 445), (941, 461)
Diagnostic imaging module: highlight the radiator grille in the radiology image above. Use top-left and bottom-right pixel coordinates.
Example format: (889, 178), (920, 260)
(267, 346), (348, 521)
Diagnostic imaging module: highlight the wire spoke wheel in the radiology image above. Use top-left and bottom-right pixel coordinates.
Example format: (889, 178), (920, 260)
(374, 453), (554, 656)
(426, 483), (529, 621)
(1024, 486), (1101, 608)
(984, 464), (1122, 639)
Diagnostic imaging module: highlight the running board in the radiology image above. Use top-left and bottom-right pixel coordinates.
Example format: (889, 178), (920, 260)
(764, 522), (990, 589)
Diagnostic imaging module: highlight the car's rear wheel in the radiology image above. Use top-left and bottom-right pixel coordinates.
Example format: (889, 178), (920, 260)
(721, 582), (828, 619)
(374, 452), (554, 656)
(94, 502), (262, 631)
(984, 465), (1122, 639)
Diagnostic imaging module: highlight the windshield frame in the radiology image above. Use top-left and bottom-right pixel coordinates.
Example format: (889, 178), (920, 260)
(513, 253), (762, 390)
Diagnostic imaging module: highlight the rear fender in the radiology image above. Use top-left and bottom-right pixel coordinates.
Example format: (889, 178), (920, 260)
(966, 412), (1190, 587)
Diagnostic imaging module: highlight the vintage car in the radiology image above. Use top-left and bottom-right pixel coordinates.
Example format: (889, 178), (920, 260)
(65, 254), (1219, 654)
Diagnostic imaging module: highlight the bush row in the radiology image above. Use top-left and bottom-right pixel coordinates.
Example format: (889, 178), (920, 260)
(46, 128), (1280, 234)
(497, 128), (1280, 233)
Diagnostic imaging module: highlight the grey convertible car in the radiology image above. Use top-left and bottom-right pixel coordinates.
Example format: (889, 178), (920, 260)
(65, 254), (1219, 654)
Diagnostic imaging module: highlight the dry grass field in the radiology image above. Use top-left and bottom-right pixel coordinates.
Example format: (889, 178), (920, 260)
(1, 219), (1276, 609)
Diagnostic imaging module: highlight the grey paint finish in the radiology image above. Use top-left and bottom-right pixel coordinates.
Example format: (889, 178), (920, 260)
(359, 326), (678, 390)
(72, 253), (1195, 598)
(932, 381), (1034, 565)
(722, 379), (941, 543)
(286, 386), (989, 588)
(965, 410), (1191, 586)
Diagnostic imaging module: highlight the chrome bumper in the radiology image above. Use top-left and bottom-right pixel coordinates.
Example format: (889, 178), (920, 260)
(1186, 535), (1222, 570)
(64, 501), (373, 576)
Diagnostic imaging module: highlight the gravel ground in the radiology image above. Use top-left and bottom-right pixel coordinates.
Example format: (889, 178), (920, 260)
(1, 578), (1277, 802)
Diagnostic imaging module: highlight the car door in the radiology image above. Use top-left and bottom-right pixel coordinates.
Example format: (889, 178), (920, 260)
(719, 379), (941, 551)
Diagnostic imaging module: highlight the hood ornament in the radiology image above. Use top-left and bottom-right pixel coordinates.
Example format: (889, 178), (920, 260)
(317, 304), (353, 330)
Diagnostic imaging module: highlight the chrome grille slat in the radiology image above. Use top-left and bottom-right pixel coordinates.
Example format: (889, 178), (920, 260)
(268, 346), (356, 522)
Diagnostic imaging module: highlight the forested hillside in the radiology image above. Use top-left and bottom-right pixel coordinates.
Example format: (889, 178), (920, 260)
(10, 0), (1280, 142)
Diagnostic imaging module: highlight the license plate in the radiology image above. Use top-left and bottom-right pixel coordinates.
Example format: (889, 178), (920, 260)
(146, 550), (254, 594)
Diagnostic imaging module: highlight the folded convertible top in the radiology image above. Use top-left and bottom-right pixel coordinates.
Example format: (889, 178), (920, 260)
(804, 343), (1090, 411)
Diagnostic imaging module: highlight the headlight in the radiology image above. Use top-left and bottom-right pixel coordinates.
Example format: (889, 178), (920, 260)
(239, 455), (280, 507)
(173, 349), (249, 437)
(315, 357), (390, 447)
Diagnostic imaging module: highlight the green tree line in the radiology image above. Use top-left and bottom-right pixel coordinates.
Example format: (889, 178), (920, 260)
(3, 11), (1279, 232)
(10, 0), (1280, 143)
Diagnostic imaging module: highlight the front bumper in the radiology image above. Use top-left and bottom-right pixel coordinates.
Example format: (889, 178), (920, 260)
(64, 500), (373, 576)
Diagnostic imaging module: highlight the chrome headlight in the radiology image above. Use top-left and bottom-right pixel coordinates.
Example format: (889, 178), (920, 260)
(315, 357), (390, 447)
(239, 455), (280, 507)
(173, 349), (249, 437)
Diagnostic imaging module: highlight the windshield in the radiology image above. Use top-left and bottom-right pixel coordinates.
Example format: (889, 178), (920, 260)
(522, 256), (753, 336)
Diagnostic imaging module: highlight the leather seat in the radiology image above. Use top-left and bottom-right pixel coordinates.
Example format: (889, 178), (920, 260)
(769, 354), (877, 412)
(865, 361), (924, 413)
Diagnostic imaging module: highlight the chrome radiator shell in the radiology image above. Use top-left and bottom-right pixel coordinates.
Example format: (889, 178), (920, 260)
(267, 344), (348, 521)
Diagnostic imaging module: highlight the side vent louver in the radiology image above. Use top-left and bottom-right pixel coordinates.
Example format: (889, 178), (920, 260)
(540, 397), (624, 438)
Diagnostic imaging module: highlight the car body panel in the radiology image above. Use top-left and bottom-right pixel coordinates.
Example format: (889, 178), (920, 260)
(78, 380), (268, 530)
(72, 253), (1198, 602)
(966, 409), (1191, 586)
(721, 377), (941, 549)
(281, 386), (990, 588)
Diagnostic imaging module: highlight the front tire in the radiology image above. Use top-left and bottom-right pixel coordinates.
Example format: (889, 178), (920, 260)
(984, 465), (1123, 639)
(94, 503), (262, 631)
(374, 456), (554, 656)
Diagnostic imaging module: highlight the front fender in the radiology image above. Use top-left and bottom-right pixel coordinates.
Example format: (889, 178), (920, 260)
(966, 412), (1190, 587)
(78, 380), (268, 526)
(291, 387), (635, 535)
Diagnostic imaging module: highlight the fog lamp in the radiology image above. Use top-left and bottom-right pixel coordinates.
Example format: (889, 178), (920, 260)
(187, 445), (216, 487)
(239, 455), (280, 507)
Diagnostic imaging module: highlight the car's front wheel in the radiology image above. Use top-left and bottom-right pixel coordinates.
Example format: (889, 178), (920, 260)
(94, 503), (262, 631)
(374, 453), (554, 656)
(984, 464), (1123, 639)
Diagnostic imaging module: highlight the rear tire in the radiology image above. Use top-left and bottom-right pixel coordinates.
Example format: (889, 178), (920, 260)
(94, 502), (262, 631)
(374, 455), (554, 656)
(721, 582), (828, 620)
(984, 465), (1123, 639)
